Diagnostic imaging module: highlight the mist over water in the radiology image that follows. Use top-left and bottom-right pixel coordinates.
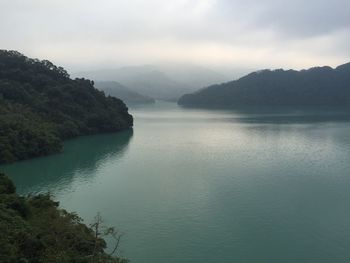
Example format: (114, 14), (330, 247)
(2, 101), (350, 263)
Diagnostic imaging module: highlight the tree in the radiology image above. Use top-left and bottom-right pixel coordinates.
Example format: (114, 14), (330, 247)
(89, 213), (128, 263)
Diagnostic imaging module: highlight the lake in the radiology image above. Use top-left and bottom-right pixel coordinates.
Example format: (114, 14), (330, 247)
(2, 101), (350, 263)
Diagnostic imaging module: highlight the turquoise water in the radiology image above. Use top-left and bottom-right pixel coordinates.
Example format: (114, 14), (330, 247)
(2, 102), (350, 262)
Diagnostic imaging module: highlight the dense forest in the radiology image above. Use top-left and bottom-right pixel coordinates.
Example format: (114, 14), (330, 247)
(0, 173), (127, 263)
(178, 62), (350, 108)
(95, 81), (155, 105)
(0, 50), (133, 164)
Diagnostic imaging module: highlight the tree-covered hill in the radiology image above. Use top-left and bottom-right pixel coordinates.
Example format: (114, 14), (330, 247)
(178, 62), (350, 108)
(0, 173), (127, 262)
(0, 50), (133, 163)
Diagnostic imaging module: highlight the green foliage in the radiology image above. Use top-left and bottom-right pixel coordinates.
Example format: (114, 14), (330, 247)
(178, 63), (350, 108)
(0, 173), (16, 194)
(0, 173), (128, 263)
(0, 50), (133, 163)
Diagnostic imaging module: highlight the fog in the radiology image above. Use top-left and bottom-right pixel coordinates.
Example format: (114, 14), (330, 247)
(1, 0), (349, 76)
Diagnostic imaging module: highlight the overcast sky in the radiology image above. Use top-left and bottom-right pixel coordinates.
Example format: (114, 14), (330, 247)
(1, 0), (349, 73)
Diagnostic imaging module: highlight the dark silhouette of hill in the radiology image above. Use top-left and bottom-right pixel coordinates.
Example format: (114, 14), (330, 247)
(95, 81), (155, 105)
(178, 62), (350, 108)
(0, 50), (133, 163)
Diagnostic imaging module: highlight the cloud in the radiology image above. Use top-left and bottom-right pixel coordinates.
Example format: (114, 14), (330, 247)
(0, 0), (349, 71)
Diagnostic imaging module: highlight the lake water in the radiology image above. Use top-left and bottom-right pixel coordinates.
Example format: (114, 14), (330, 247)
(2, 101), (350, 263)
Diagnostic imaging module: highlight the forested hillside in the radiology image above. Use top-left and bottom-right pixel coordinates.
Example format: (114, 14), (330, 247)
(0, 50), (133, 163)
(0, 173), (127, 262)
(178, 63), (350, 108)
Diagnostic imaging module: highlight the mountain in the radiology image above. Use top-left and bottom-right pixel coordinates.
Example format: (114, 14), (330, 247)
(0, 50), (133, 163)
(155, 63), (229, 89)
(178, 62), (350, 108)
(116, 68), (191, 101)
(95, 81), (155, 105)
(76, 64), (229, 101)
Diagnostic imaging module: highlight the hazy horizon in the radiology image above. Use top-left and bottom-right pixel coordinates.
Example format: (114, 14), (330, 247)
(1, 0), (349, 76)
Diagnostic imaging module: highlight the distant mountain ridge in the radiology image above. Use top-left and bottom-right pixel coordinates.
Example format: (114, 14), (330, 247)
(95, 81), (155, 105)
(178, 62), (350, 108)
(76, 64), (228, 101)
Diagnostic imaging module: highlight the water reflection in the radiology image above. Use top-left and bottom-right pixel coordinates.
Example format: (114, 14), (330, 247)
(0, 130), (133, 194)
(226, 108), (350, 148)
(228, 107), (350, 124)
(141, 102), (350, 125)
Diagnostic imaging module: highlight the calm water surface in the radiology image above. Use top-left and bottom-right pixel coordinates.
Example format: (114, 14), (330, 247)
(2, 102), (350, 263)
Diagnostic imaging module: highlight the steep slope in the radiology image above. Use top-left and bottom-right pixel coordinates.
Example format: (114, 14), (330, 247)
(95, 81), (155, 105)
(0, 173), (127, 262)
(178, 63), (350, 108)
(0, 50), (133, 163)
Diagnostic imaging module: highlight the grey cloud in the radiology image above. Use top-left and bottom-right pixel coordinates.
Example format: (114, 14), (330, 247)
(215, 0), (350, 38)
(259, 0), (350, 37)
(0, 0), (348, 70)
